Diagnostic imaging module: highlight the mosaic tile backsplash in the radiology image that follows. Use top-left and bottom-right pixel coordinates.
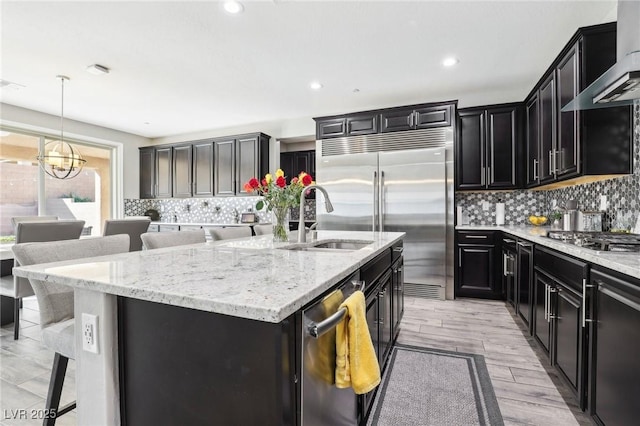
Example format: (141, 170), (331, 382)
(456, 100), (640, 230)
(124, 197), (317, 223)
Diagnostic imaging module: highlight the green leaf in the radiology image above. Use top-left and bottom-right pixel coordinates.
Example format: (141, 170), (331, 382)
(256, 200), (264, 211)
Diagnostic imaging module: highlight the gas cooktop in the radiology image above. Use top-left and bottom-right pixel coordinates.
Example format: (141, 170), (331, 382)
(546, 231), (640, 253)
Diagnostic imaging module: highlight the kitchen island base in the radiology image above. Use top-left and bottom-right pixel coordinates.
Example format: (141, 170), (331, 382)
(119, 297), (297, 425)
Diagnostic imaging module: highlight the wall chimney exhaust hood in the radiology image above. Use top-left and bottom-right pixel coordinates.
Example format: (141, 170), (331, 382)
(563, 0), (640, 111)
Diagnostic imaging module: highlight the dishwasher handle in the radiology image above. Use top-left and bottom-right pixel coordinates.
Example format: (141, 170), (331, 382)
(307, 280), (365, 339)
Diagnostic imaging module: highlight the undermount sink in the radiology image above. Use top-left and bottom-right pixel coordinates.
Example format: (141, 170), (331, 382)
(280, 239), (373, 252)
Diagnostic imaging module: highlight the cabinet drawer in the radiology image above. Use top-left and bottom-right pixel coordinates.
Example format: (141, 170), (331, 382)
(456, 231), (496, 245)
(361, 250), (392, 291)
(534, 246), (587, 291)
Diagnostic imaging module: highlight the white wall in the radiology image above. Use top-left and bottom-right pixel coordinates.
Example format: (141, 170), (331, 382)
(1, 103), (149, 200)
(151, 116), (315, 146)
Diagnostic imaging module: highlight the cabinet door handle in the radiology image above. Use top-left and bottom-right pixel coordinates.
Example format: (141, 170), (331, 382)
(458, 249), (462, 268)
(533, 158), (539, 180)
(544, 284), (549, 321)
(481, 166), (485, 186)
(582, 278), (595, 328)
(517, 241), (532, 247)
(487, 166), (491, 186)
(466, 235), (488, 239)
(503, 239), (516, 244)
(503, 253), (508, 277)
(372, 171), (378, 232)
(548, 150), (554, 176)
(409, 111), (415, 128)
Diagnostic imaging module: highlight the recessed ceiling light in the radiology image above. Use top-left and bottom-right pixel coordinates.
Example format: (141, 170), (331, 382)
(353, 88), (360, 93)
(442, 57), (459, 67)
(86, 64), (110, 75)
(223, 1), (244, 14)
(310, 81), (323, 90)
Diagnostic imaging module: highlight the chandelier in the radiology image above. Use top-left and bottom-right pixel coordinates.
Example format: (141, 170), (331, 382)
(37, 75), (86, 179)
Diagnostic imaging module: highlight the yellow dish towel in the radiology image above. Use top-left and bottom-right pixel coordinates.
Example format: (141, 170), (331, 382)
(335, 290), (381, 394)
(305, 289), (344, 384)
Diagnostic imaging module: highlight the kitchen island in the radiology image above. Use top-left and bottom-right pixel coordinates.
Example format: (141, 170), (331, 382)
(13, 230), (404, 425)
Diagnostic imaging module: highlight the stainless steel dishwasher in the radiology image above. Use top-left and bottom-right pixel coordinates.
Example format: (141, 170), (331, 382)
(301, 272), (362, 426)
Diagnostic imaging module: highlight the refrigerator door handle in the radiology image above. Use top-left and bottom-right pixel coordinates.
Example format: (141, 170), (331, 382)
(379, 170), (385, 232)
(372, 171), (378, 232)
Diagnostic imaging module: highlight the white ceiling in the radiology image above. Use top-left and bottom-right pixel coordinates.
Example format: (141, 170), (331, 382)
(1, 1), (617, 139)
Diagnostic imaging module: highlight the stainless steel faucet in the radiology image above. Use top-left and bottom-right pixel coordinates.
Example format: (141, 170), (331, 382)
(298, 185), (333, 243)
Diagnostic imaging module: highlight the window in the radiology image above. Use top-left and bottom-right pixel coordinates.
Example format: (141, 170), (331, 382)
(0, 130), (115, 239)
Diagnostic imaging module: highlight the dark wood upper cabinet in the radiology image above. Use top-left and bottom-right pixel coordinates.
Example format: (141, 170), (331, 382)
(214, 139), (236, 196)
(315, 102), (455, 139)
(523, 23), (632, 189)
(414, 105), (451, 129)
(139, 147), (155, 199)
(556, 43), (580, 178)
(140, 132), (269, 200)
(172, 144), (193, 198)
(380, 110), (414, 133)
(456, 110), (485, 190)
(317, 118), (346, 139)
(155, 147), (173, 198)
(193, 141), (214, 197)
(456, 104), (521, 191)
(525, 94), (540, 187)
(538, 73), (556, 184)
(346, 114), (378, 136)
(486, 107), (519, 189)
(216, 133), (269, 196)
(236, 136), (260, 195)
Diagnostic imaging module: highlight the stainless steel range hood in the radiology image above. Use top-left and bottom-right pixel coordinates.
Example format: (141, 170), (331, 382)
(563, 0), (640, 111)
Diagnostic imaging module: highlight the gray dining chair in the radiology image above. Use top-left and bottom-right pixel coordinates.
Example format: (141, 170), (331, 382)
(10, 215), (58, 227)
(2, 219), (85, 339)
(252, 224), (273, 236)
(12, 234), (130, 426)
(140, 229), (206, 250)
(209, 226), (252, 241)
(103, 218), (151, 251)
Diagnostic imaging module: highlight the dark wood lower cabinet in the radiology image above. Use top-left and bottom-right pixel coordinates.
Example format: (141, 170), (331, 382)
(455, 231), (501, 299)
(533, 270), (552, 353)
(533, 245), (588, 409)
(516, 242), (533, 329)
(589, 268), (640, 426)
(554, 281), (585, 405)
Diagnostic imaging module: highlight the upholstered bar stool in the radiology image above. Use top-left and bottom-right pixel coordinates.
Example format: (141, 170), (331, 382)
(2, 219), (84, 339)
(12, 234), (130, 426)
(103, 218), (151, 251)
(140, 229), (206, 250)
(209, 227), (252, 241)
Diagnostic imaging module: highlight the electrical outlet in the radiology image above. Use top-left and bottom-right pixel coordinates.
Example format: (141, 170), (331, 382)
(482, 201), (490, 211)
(82, 313), (99, 354)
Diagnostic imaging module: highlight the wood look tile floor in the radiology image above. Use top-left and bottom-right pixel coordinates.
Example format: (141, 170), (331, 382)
(399, 297), (593, 426)
(0, 296), (591, 425)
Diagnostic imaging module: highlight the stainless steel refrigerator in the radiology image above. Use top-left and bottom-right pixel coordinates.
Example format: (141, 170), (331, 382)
(316, 128), (454, 299)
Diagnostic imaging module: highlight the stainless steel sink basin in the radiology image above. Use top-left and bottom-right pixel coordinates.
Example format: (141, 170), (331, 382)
(280, 239), (373, 252)
(312, 241), (372, 250)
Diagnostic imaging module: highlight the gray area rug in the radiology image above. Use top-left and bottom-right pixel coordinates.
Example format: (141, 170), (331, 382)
(367, 344), (504, 426)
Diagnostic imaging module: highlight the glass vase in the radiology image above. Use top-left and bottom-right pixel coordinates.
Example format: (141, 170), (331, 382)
(272, 207), (290, 243)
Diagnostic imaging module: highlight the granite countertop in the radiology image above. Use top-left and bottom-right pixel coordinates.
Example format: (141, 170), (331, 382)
(456, 225), (640, 280)
(12, 230), (404, 323)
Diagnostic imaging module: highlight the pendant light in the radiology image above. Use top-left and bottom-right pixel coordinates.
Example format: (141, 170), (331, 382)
(37, 75), (86, 179)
